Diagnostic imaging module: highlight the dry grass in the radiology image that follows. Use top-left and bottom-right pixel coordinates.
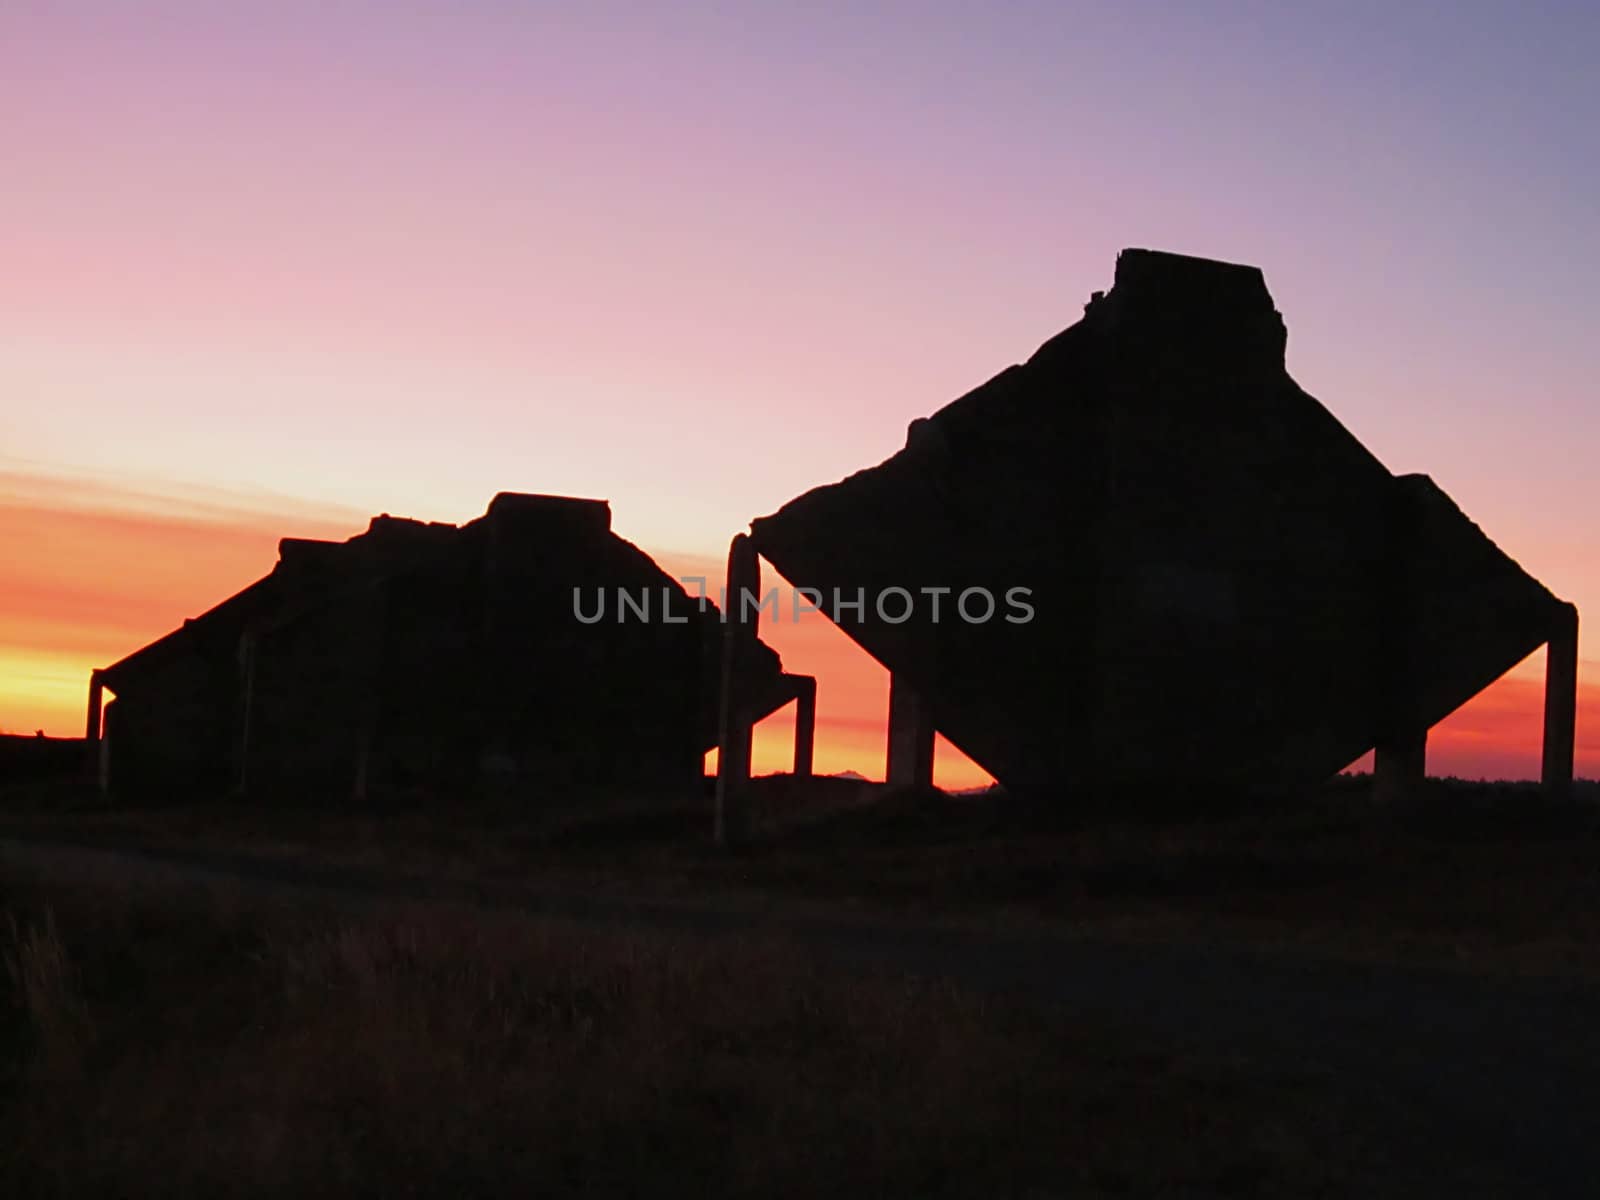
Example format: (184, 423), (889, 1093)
(4, 774), (1598, 979)
(2, 908), (92, 1076)
(0, 873), (1413, 1198)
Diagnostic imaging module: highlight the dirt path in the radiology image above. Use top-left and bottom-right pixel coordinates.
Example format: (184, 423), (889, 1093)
(3, 835), (1596, 1197)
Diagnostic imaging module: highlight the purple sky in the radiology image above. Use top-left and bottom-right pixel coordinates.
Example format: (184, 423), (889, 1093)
(3, 1), (1596, 774)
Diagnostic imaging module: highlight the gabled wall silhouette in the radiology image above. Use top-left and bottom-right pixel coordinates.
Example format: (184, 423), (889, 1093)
(739, 249), (1577, 802)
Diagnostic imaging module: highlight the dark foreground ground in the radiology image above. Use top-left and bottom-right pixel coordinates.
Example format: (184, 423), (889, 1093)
(8, 773), (1600, 976)
(2, 775), (1598, 1196)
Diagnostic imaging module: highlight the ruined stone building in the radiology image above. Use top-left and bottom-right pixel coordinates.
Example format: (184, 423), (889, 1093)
(87, 493), (813, 803)
(716, 249), (1578, 818)
(80, 251), (1579, 823)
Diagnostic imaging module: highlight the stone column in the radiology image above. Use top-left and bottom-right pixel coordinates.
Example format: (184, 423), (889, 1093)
(84, 670), (108, 792)
(84, 670), (104, 745)
(1542, 602), (1579, 800)
(97, 698), (115, 797)
(886, 672), (935, 788)
(1372, 474), (1424, 809)
(1374, 729), (1427, 806)
(715, 533), (760, 845)
(791, 675), (816, 780)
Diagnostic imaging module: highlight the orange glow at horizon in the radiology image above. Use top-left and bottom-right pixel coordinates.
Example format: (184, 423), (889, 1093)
(655, 552), (993, 790)
(0, 471), (367, 737)
(2, 469), (1594, 787)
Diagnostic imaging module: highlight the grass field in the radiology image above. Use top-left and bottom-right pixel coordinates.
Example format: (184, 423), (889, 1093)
(0, 869), (1441, 1199)
(3, 776), (1594, 1194)
(3, 773), (1597, 979)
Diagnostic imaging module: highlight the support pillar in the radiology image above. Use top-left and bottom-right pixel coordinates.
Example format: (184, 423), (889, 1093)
(715, 533), (760, 845)
(1542, 602), (1579, 801)
(1374, 729), (1427, 807)
(97, 699), (115, 798)
(886, 672), (935, 789)
(1373, 474), (1425, 810)
(791, 675), (816, 780)
(84, 670), (104, 784)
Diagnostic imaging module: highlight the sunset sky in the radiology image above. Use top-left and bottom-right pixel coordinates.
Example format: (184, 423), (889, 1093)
(3, 1), (1596, 784)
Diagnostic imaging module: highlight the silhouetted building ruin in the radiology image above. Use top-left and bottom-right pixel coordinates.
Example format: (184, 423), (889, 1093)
(717, 249), (1578, 818)
(86, 493), (812, 803)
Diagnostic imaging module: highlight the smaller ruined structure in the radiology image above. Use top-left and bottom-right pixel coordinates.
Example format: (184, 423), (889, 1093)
(86, 493), (811, 804)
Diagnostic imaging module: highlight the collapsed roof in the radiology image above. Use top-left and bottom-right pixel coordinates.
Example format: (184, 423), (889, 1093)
(98, 493), (796, 799)
(750, 249), (1569, 796)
